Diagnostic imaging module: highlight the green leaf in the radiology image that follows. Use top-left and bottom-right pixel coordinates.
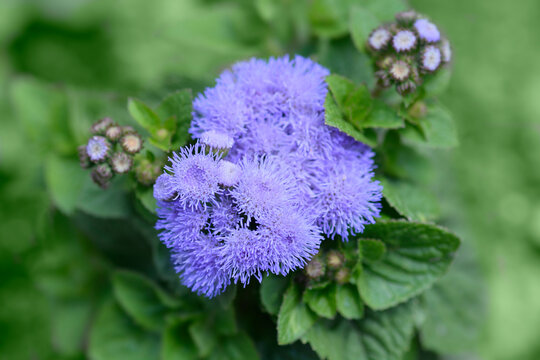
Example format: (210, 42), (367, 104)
(402, 103), (458, 149)
(112, 270), (181, 331)
(51, 299), (93, 356)
(335, 284), (364, 320)
(156, 90), (193, 148)
(349, 6), (380, 52)
(45, 155), (87, 215)
(324, 93), (377, 148)
(77, 176), (132, 219)
(260, 275), (290, 315)
(302, 320), (366, 360)
(189, 319), (219, 358)
(317, 38), (375, 86)
(301, 302), (415, 360)
(357, 221), (460, 310)
(208, 333), (260, 360)
(418, 246), (485, 353)
(128, 98), (161, 132)
(277, 283), (318, 345)
(215, 307), (238, 336)
(423, 68), (452, 97)
(303, 284), (337, 319)
(136, 187), (157, 215)
(308, 0), (349, 38)
(326, 74), (372, 127)
(380, 178), (440, 222)
(161, 321), (198, 360)
(362, 0), (407, 22)
(359, 239), (387, 262)
(363, 100), (404, 129)
(88, 299), (160, 360)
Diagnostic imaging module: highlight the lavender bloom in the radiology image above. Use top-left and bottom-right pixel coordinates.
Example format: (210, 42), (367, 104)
(200, 130), (234, 150)
(310, 151), (382, 240)
(86, 136), (109, 162)
(258, 210), (322, 275)
(229, 156), (298, 220)
(393, 30), (417, 52)
(422, 46), (442, 71)
(218, 160), (241, 187)
(171, 234), (230, 298)
(156, 56), (382, 297)
(414, 19), (441, 43)
(209, 195), (242, 234)
(164, 143), (222, 210)
(156, 201), (209, 248)
(218, 210), (321, 286)
(153, 173), (177, 201)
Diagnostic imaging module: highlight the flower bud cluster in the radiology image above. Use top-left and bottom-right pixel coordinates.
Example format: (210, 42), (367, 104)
(79, 117), (143, 188)
(367, 11), (451, 95)
(304, 249), (349, 284)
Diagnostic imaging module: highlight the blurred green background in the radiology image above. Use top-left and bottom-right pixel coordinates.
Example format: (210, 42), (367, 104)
(1, 0), (539, 359)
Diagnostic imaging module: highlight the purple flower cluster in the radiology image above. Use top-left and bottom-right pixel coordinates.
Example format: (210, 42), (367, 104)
(155, 56), (382, 297)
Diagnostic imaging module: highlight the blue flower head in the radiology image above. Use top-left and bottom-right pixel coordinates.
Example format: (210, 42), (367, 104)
(414, 18), (441, 43)
(229, 156), (298, 220)
(171, 234), (231, 298)
(86, 136), (109, 162)
(156, 56), (382, 297)
(162, 143), (222, 210)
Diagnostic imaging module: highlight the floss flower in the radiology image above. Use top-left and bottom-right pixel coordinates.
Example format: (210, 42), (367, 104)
(414, 18), (441, 42)
(163, 143), (222, 210)
(422, 45), (442, 71)
(86, 136), (109, 162)
(155, 56), (382, 297)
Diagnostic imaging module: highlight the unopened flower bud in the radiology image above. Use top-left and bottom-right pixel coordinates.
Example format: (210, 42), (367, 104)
(91, 117), (113, 134)
(392, 30), (416, 52)
(111, 152), (133, 174)
(121, 133), (143, 154)
(106, 125), (123, 142)
(377, 56), (394, 70)
(91, 163), (113, 189)
(395, 10), (418, 26)
(136, 158), (162, 186)
(200, 130), (235, 150)
(78, 145), (90, 169)
(422, 45), (442, 72)
(326, 250), (345, 270)
(122, 126), (136, 134)
(335, 268), (350, 284)
(375, 70), (391, 87)
(389, 60), (411, 81)
(86, 136), (110, 162)
(155, 128), (170, 141)
(396, 80), (417, 95)
(408, 101), (427, 118)
(368, 27), (391, 51)
(305, 258), (325, 279)
(440, 38), (452, 63)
